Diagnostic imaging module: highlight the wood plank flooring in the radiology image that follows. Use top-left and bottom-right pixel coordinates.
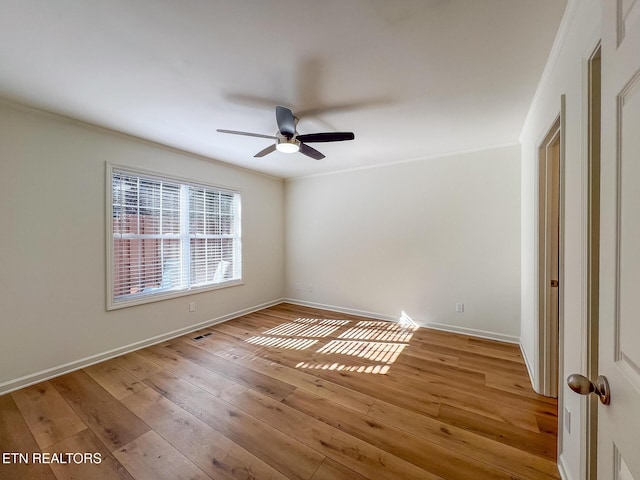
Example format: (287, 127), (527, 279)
(0, 303), (559, 480)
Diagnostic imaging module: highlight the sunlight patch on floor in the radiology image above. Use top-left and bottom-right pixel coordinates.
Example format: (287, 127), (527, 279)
(245, 336), (318, 350)
(317, 340), (407, 363)
(294, 361), (392, 375)
(339, 324), (414, 343)
(245, 315), (418, 374)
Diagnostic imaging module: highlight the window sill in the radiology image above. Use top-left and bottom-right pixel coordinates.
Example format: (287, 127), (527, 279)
(107, 280), (244, 311)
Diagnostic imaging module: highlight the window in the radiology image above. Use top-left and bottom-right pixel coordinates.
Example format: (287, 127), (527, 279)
(107, 165), (241, 309)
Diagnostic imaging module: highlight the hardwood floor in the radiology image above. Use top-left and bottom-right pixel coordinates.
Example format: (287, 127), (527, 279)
(0, 303), (559, 480)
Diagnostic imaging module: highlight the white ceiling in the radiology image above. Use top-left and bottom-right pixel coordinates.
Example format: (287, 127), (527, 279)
(0, 0), (566, 179)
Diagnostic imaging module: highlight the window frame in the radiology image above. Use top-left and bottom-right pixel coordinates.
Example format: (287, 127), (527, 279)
(106, 163), (243, 310)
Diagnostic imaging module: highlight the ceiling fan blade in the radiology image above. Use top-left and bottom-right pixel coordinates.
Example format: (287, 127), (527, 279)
(254, 144), (277, 158)
(299, 143), (325, 160)
(276, 106), (296, 138)
(295, 132), (355, 143)
(217, 129), (277, 140)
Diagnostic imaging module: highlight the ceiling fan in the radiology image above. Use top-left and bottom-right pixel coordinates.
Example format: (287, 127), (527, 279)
(217, 106), (354, 160)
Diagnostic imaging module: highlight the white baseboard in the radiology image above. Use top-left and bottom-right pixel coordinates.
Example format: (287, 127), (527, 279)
(421, 321), (519, 344)
(0, 298), (284, 396)
(283, 298), (397, 322)
(520, 342), (538, 391)
(557, 453), (573, 480)
(1, 297), (522, 396)
(283, 298), (520, 344)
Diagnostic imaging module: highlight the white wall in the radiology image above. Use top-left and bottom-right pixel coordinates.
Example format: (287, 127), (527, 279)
(285, 145), (521, 341)
(0, 101), (285, 392)
(519, 1), (600, 478)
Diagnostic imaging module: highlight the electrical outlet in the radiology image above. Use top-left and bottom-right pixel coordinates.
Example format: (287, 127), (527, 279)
(455, 302), (464, 313)
(564, 406), (571, 433)
(189, 301), (196, 312)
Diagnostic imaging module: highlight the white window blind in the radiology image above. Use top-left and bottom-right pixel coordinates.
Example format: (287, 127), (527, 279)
(109, 166), (241, 308)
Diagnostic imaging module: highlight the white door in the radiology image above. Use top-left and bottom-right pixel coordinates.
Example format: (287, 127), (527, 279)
(598, 1), (640, 478)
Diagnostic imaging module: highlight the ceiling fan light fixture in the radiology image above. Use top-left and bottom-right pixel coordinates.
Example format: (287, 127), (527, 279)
(276, 138), (300, 153)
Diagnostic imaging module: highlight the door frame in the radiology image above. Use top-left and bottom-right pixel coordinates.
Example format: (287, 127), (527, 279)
(536, 98), (565, 403)
(582, 43), (601, 480)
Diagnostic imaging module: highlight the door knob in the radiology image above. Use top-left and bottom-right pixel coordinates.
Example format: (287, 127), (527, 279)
(567, 374), (610, 405)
